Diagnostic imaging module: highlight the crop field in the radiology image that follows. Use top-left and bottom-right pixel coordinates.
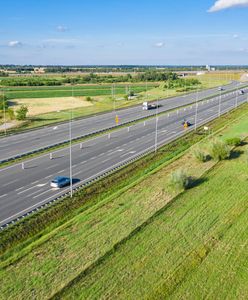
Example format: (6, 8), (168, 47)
(1, 106), (248, 299)
(1, 83), (157, 100)
(11, 96), (93, 116)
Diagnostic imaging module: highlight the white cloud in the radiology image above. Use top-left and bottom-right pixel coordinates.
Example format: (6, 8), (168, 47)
(208, 0), (248, 12)
(56, 25), (68, 32)
(154, 42), (165, 48)
(8, 40), (23, 47)
(233, 34), (239, 38)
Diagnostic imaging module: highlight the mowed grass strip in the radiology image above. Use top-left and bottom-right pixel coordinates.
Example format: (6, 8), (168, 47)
(2, 109), (248, 299)
(54, 145), (248, 300)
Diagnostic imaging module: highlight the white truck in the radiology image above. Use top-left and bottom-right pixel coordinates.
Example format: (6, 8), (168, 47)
(142, 102), (159, 110)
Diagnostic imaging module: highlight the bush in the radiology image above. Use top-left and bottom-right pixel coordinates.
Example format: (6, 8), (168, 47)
(208, 139), (231, 161)
(225, 137), (242, 147)
(169, 169), (191, 191)
(16, 105), (28, 120)
(193, 148), (207, 162)
(86, 96), (93, 102)
(7, 108), (15, 120)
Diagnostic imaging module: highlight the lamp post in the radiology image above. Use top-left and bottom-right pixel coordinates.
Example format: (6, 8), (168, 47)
(69, 86), (73, 198)
(218, 89), (222, 117)
(235, 89), (238, 108)
(194, 86), (199, 131)
(2, 90), (7, 135)
(154, 97), (159, 153)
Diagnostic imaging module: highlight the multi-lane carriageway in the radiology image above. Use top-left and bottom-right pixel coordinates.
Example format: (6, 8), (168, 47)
(0, 81), (246, 162)
(0, 86), (247, 227)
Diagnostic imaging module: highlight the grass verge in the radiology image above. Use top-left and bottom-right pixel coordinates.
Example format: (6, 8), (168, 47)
(1, 103), (248, 255)
(55, 142), (248, 299)
(0, 103), (248, 299)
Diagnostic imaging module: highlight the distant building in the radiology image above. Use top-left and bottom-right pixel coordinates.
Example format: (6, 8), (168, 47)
(32, 68), (45, 74)
(206, 65), (211, 71)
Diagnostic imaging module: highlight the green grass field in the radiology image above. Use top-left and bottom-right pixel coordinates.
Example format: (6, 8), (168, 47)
(1, 83), (157, 99)
(59, 151), (248, 299)
(1, 105), (248, 299)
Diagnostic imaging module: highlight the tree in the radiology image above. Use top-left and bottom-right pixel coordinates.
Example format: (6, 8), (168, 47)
(16, 105), (28, 120)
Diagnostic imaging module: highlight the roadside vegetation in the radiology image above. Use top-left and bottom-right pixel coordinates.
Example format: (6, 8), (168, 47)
(56, 146), (248, 299)
(1, 103), (248, 299)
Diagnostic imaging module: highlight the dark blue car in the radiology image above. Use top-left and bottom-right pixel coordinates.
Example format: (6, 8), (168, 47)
(50, 176), (70, 188)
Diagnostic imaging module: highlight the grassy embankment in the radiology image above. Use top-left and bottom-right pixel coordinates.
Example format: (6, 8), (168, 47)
(57, 141), (248, 300)
(0, 103), (248, 299)
(0, 73), (233, 131)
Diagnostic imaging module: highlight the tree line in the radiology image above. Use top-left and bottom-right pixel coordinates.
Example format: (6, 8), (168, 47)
(0, 71), (184, 86)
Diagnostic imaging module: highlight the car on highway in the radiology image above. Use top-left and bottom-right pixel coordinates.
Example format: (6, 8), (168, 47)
(218, 87), (224, 91)
(182, 120), (192, 128)
(239, 89), (244, 95)
(142, 101), (160, 110)
(50, 176), (71, 188)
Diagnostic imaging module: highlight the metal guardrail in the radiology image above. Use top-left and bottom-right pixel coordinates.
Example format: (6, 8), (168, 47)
(0, 93), (248, 230)
(1, 86), (247, 165)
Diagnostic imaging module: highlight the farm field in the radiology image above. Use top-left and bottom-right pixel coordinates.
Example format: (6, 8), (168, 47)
(12, 96), (93, 116)
(1, 83), (157, 99)
(1, 105), (248, 299)
(0, 74), (233, 132)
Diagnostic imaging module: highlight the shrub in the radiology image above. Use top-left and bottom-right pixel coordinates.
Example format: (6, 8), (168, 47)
(86, 96), (93, 102)
(225, 137), (242, 147)
(16, 105), (28, 120)
(208, 139), (231, 161)
(193, 148), (207, 162)
(7, 108), (15, 120)
(169, 169), (191, 191)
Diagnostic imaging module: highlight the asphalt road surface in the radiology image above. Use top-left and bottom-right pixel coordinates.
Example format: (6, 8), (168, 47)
(0, 81), (246, 162)
(0, 89), (247, 227)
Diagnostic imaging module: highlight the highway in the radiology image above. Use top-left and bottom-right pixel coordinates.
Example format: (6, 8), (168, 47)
(0, 81), (246, 162)
(0, 89), (247, 227)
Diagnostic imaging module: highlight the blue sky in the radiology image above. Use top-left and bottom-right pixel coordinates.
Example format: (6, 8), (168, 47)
(0, 0), (248, 65)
